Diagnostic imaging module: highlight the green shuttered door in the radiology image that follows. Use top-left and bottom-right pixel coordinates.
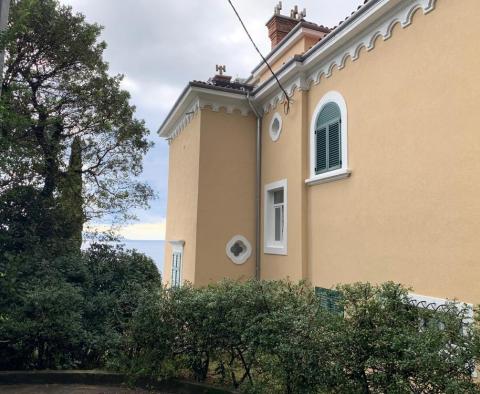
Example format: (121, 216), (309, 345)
(315, 287), (343, 315)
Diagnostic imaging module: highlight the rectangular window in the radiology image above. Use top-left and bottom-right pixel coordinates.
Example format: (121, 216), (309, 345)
(273, 190), (284, 242)
(264, 179), (287, 255)
(171, 251), (183, 288)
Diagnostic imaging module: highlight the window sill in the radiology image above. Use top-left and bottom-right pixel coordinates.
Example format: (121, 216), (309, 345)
(264, 245), (287, 255)
(305, 168), (351, 186)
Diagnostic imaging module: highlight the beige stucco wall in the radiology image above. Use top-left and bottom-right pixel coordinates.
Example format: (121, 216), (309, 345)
(164, 113), (201, 284)
(194, 108), (257, 285)
(165, 0), (480, 304)
(303, 0), (480, 303)
(261, 90), (309, 281)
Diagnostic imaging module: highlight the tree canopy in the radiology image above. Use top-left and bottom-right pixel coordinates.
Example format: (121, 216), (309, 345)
(0, 0), (153, 231)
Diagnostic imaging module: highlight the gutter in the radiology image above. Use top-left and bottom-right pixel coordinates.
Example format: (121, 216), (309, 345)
(159, 0), (384, 138)
(246, 92), (262, 281)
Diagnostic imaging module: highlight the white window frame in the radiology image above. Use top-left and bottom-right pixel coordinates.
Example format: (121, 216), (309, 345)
(226, 235), (252, 265)
(306, 91), (350, 185)
(169, 240), (184, 287)
(264, 179), (287, 255)
(269, 112), (283, 142)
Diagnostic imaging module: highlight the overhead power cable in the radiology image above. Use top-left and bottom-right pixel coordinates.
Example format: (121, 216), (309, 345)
(227, 0), (291, 114)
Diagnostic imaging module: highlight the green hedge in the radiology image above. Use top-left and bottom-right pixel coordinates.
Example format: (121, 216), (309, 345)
(0, 243), (161, 370)
(118, 280), (480, 394)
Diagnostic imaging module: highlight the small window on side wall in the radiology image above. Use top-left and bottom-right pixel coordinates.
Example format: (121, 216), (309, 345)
(171, 252), (182, 288)
(269, 112), (282, 142)
(169, 240), (184, 288)
(264, 179), (287, 255)
(307, 91), (350, 185)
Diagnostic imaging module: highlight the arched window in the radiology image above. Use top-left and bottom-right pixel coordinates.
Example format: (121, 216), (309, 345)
(308, 91), (350, 184)
(315, 102), (342, 174)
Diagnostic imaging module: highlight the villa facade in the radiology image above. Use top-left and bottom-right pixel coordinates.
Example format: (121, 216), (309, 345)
(158, 0), (480, 306)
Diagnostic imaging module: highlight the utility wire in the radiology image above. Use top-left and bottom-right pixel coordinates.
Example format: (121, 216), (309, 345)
(227, 0), (290, 114)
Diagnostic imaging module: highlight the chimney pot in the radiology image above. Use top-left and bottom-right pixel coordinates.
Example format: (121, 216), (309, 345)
(266, 5), (303, 49)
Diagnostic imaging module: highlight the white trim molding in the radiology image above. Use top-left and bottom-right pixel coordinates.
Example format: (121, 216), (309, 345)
(169, 239), (185, 253)
(269, 112), (283, 142)
(255, 0), (437, 114)
(226, 235), (252, 265)
(159, 0), (439, 137)
(158, 86), (251, 143)
(306, 91), (350, 186)
(264, 179), (288, 255)
(305, 168), (351, 186)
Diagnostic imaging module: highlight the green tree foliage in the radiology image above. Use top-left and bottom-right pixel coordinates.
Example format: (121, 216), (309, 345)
(0, 185), (79, 259)
(0, 0), (153, 231)
(120, 280), (480, 394)
(0, 244), (161, 370)
(81, 243), (162, 368)
(0, 0), (160, 376)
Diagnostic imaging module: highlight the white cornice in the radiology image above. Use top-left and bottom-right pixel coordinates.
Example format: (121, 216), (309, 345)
(158, 86), (251, 142)
(159, 0), (437, 139)
(255, 0), (437, 113)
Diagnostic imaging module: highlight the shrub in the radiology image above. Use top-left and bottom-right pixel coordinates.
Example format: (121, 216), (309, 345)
(121, 280), (332, 390)
(123, 280), (480, 394)
(112, 285), (178, 380)
(0, 278), (85, 370)
(0, 243), (161, 370)
(334, 282), (478, 393)
(82, 243), (162, 367)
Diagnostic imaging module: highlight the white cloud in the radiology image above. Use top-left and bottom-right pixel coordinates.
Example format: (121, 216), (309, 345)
(120, 75), (139, 94)
(86, 219), (166, 241)
(61, 0), (364, 231)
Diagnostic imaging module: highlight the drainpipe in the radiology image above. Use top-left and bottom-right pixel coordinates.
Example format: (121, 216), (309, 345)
(247, 92), (261, 281)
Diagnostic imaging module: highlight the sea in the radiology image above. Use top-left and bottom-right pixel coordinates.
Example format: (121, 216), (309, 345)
(83, 239), (165, 274)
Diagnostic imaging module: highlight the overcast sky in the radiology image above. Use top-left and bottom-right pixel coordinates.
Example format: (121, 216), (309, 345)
(61, 0), (364, 240)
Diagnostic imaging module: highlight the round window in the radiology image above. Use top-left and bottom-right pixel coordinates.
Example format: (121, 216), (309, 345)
(226, 235), (252, 265)
(269, 112), (282, 142)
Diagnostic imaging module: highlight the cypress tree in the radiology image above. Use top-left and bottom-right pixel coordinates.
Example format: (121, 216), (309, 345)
(60, 136), (84, 252)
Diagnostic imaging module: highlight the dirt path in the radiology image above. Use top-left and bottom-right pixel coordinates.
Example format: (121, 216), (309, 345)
(0, 384), (169, 393)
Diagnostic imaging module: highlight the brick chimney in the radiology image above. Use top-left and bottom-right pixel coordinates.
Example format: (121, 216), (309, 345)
(266, 2), (305, 49)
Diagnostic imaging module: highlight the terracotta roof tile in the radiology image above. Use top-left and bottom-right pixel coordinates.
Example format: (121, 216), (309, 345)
(331, 0), (372, 30)
(190, 79), (254, 94)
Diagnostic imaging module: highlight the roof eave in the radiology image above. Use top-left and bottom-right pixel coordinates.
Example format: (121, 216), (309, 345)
(158, 83), (249, 139)
(252, 0), (396, 102)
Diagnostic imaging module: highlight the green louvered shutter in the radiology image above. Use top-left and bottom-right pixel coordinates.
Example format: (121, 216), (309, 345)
(315, 287), (343, 315)
(171, 252), (182, 288)
(315, 126), (327, 173)
(315, 102), (342, 175)
(328, 120), (341, 170)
